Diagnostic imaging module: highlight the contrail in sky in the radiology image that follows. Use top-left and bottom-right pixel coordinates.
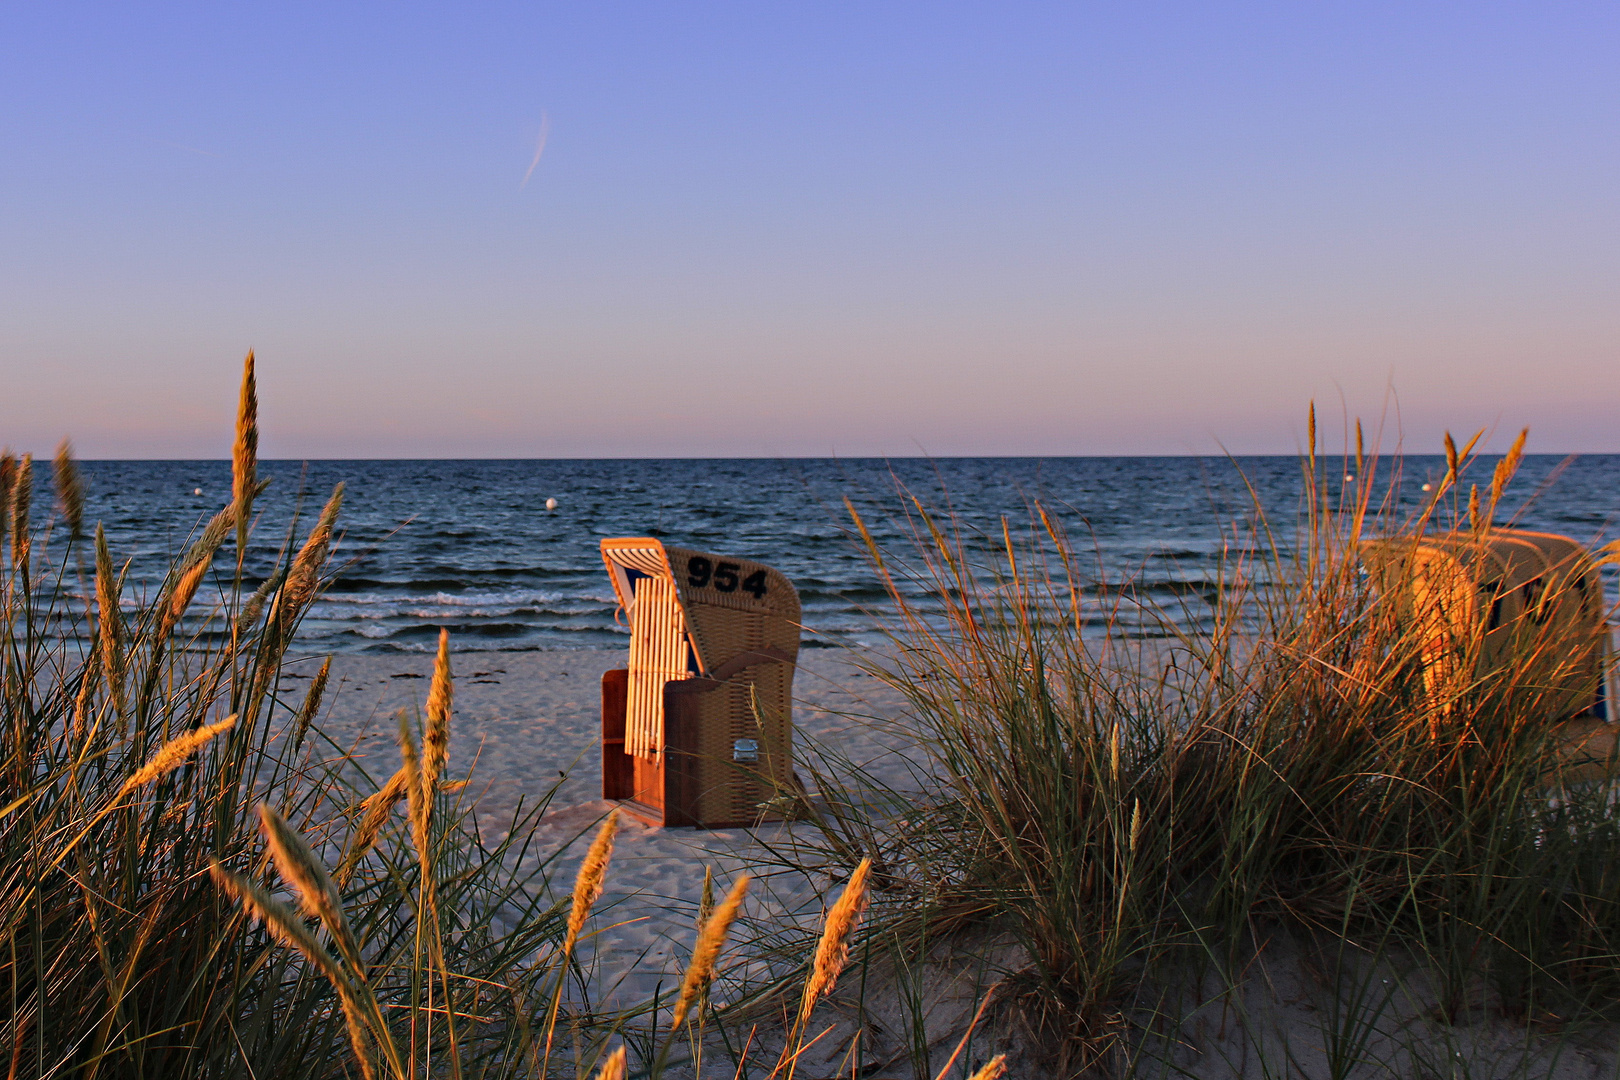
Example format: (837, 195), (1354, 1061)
(520, 113), (550, 188)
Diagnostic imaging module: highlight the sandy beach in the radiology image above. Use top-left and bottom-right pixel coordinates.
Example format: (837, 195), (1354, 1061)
(302, 646), (920, 1006)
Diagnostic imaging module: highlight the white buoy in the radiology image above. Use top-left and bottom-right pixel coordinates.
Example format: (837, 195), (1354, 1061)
(545, 497), (558, 511)
(1344, 474), (1355, 483)
(1421, 483), (1433, 492)
(194, 488), (202, 495)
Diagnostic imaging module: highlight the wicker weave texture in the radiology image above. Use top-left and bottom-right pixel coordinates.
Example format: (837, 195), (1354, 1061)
(1361, 529), (1608, 720)
(679, 662), (796, 823)
(661, 546), (799, 671)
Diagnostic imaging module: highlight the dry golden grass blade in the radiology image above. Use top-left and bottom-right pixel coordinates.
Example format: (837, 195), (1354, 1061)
(209, 861), (378, 1080)
(593, 1046), (627, 1080)
(53, 439), (84, 540)
(11, 453), (31, 566)
(798, 858), (871, 1023)
(118, 716), (237, 798)
(258, 803), (365, 972)
(1444, 431), (1459, 487)
(564, 809), (620, 957)
(670, 872), (749, 1029)
(233, 351), (258, 558)
(337, 767), (410, 886)
(94, 524), (125, 720)
(423, 627), (452, 797)
(274, 483), (344, 637)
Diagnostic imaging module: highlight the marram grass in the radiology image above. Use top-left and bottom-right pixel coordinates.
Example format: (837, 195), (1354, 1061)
(1, 359), (571, 1080)
(789, 412), (1620, 1074)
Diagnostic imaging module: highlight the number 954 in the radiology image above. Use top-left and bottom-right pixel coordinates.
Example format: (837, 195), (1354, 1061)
(687, 556), (768, 599)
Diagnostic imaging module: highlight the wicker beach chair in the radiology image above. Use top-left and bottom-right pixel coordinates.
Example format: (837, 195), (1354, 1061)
(599, 538), (801, 827)
(1361, 529), (1618, 782)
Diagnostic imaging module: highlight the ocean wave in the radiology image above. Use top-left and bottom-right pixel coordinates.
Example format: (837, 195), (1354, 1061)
(313, 589), (615, 608)
(60, 456), (1619, 655)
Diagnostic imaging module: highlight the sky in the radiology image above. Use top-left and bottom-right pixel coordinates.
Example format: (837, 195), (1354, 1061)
(2, 3), (1617, 458)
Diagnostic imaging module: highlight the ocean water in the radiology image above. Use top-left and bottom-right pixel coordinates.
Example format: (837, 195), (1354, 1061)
(34, 455), (1620, 653)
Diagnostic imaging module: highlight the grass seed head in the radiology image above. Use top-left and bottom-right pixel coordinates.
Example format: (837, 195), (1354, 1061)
(670, 872), (749, 1029)
(118, 715), (237, 798)
(236, 568), (284, 636)
(1307, 401), (1317, 471)
(397, 712), (428, 857)
(338, 767), (410, 885)
(11, 453), (31, 565)
(209, 861), (376, 1080)
(53, 439), (84, 540)
(565, 809), (619, 956)
(799, 858), (871, 1022)
(423, 627), (452, 795)
(0, 449), (14, 551)
(258, 803), (363, 970)
(1489, 427), (1529, 516)
(210, 860), (341, 980)
(697, 864), (714, 932)
(233, 351), (258, 555)
(275, 482), (344, 637)
(164, 560), (211, 638)
(293, 656), (332, 751)
(593, 1046), (626, 1080)
(161, 509), (233, 639)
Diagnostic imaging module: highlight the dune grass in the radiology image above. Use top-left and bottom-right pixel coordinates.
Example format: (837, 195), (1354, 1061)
(774, 413), (1620, 1075)
(0, 357), (571, 1079)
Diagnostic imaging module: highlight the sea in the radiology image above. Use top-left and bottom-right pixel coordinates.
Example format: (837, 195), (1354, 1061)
(39, 455), (1620, 653)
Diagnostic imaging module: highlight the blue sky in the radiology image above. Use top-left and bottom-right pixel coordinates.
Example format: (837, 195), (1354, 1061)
(2, 4), (1617, 457)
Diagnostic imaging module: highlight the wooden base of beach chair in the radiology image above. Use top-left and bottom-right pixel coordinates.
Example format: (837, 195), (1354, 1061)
(601, 668), (796, 829)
